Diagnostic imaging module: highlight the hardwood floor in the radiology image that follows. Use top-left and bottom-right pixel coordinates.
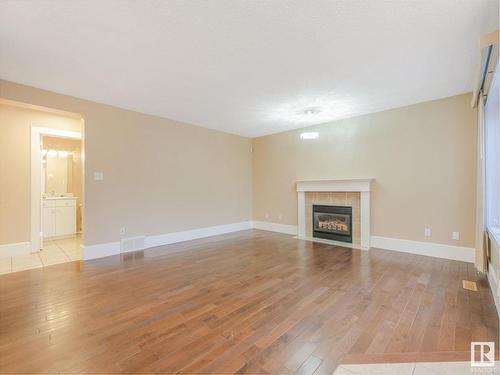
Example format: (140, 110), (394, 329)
(0, 230), (498, 374)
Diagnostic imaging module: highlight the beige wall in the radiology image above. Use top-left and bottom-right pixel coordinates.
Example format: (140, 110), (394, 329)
(0, 79), (477, 252)
(0, 80), (252, 247)
(0, 103), (81, 245)
(252, 94), (477, 248)
(43, 136), (83, 232)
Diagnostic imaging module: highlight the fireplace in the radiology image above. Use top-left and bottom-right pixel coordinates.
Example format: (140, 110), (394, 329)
(312, 205), (352, 243)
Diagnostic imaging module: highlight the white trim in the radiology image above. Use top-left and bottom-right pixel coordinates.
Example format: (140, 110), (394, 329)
(83, 221), (253, 260)
(253, 223), (475, 263)
(360, 191), (371, 250)
(296, 178), (373, 192)
(0, 242), (32, 258)
(145, 221), (252, 248)
(33, 127), (81, 140)
(83, 241), (121, 260)
(296, 178), (373, 249)
(31, 127), (82, 252)
(371, 236), (475, 263)
(487, 262), (500, 317)
(252, 221), (298, 235)
(81, 221), (478, 268)
(297, 191), (306, 237)
(488, 227), (500, 246)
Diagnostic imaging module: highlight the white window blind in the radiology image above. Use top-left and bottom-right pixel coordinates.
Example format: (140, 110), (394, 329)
(485, 62), (500, 241)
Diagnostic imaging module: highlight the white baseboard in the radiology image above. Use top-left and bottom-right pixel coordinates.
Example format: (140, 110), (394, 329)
(251, 222), (475, 263)
(0, 241), (32, 258)
(83, 241), (121, 260)
(82, 220), (476, 265)
(371, 236), (475, 263)
(252, 222), (475, 263)
(487, 262), (500, 317)
(83, 221), (253, 260)
(146, 221), (252, 248)
(251, 221), (298, 235)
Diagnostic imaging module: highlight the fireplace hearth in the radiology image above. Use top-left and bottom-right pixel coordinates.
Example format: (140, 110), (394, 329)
(312, 205), (352, 243)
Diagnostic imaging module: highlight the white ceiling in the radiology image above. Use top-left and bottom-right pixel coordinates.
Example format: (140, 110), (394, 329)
(0, 0), (498, 137)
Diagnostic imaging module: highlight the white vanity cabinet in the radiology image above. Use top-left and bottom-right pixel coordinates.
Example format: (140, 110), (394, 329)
(42, 198), (77, 238)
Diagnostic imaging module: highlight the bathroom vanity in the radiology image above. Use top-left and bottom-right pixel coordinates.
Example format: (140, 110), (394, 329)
(42, 197), (77, 238)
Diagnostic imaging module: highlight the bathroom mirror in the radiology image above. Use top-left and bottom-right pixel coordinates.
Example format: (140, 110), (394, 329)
(43, 150), (74, 196)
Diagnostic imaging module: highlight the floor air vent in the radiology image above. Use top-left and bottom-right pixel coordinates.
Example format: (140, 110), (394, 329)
(462, 280), (478, 291)
(120, 236), (146, 253)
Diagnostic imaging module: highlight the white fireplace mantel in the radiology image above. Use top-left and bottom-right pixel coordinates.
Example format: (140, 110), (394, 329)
(296, 179), (373, 250)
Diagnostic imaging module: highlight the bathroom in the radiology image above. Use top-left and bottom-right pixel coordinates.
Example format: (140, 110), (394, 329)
(40, 134), (83, 263)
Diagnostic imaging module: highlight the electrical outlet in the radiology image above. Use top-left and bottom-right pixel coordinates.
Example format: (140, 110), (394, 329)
(424, 228), (431, 237)
(278, 214), (283, 221)
(265, 213), (270, 220)
(452, 231), (460, 240)
(120, 227), (126, 235)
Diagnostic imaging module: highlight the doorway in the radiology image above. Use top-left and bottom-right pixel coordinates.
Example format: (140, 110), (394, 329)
(28, 126), (84, 270)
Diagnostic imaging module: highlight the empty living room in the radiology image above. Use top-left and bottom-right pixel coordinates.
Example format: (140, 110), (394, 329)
(1, 1), (499, 374)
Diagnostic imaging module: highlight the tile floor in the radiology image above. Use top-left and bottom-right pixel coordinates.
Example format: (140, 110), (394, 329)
(333, 361), (500, 375)
(0, 236), (82, 274)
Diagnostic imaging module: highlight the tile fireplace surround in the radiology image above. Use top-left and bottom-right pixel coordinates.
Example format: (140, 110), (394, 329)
(296, 179), (373, 250)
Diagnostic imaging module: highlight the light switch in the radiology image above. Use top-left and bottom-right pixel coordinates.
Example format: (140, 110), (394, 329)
(94, 172), (104, 181)
(424, 228), (431, 237)
(452, 231), (460, 240)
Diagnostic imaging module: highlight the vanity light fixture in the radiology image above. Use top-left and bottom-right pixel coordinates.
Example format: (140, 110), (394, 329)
(300, 132), (319, 140)
(58, 151), (69, 158)
(46, 149), (58, 158)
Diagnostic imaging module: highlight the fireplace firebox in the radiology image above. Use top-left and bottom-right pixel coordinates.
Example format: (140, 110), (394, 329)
(312, 205), (352, 243)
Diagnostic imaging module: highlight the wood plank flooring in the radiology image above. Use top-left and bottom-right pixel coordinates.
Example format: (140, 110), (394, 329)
(0, 230), (498, 374)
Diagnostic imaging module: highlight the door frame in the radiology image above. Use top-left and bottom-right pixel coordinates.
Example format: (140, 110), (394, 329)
(31, 127), (82, 251)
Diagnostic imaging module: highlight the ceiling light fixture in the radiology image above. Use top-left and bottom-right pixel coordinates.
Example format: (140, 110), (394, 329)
(300, 107), (322, 117)
(269, 96), (352, 128)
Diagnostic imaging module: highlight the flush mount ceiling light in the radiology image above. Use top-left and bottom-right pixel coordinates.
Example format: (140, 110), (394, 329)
(300, 107), (322, 117)
(268, 95), (353, 128)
